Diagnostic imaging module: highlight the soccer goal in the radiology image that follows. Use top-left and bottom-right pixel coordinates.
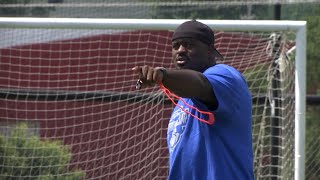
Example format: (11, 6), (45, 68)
(0, 18), (306, 180)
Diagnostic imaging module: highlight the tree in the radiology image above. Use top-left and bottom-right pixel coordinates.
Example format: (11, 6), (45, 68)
(282, 4), (320, 94)
(138, 0), (275, 20)
(304, 14), (320, 94)
(0, 0), (54, 17)
(0, 123), (85, 180)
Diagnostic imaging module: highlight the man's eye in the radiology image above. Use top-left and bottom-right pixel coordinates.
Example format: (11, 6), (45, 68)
(187, 43), (194, 48)
(172, 44), (179, 49)
(172, 42), (193, 49)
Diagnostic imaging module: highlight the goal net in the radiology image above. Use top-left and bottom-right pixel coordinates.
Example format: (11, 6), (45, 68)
(0, 18), (306, 180)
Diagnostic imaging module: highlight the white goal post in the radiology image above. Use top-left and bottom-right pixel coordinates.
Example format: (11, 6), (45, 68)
(0, 18), (306, 180)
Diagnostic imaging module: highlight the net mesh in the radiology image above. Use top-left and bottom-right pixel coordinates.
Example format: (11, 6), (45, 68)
(0, 23), (296, 179)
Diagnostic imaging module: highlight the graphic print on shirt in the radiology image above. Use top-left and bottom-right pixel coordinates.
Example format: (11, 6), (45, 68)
(168, 107), (189, 153)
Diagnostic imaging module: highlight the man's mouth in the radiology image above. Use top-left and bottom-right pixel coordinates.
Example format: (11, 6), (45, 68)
(177, 60), (186, 65)
(176, 57), (187, 67)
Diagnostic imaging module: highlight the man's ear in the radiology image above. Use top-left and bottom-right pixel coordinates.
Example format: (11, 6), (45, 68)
(207, 44), (217, 61)
(209, 43), (215, 53)
(207, 44), (215, 56)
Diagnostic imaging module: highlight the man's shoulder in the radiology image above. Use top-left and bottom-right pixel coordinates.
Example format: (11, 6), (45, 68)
(204, 64), (250, 96)
(203, 64), (242, 77)
(205, 64), (238, 73)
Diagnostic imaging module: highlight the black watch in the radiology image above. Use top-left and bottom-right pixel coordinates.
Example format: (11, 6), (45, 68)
(158, 67), (167, 82)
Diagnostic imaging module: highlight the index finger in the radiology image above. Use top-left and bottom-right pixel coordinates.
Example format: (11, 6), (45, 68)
(132, 66), (143, 90)
(132, 66), (144, 80)
(132, 66), (142, 74)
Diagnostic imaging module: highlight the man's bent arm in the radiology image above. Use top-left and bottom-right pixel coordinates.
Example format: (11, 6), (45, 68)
(163, 69), (217, 107)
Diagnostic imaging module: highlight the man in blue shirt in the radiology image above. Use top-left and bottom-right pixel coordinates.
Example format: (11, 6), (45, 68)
(133, 20), (254, 180)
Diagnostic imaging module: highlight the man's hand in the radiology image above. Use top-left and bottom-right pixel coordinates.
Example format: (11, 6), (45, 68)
(132, 65), (165, 89)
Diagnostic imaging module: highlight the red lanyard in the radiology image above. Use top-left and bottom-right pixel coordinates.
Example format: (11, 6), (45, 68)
(159, 84), (215, 125)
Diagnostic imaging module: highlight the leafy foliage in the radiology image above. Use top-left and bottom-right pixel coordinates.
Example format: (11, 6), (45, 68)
(282, 4), (320, 94)
(0, 123), (85, 180)
(306, 106), (320, 179)
(139, 0), (274, 20)
(304, 14), (320, 94)
(0, 0), (54, 17)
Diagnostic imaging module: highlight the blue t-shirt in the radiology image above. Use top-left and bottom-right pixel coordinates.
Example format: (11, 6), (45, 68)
(167, 64), (254, 180)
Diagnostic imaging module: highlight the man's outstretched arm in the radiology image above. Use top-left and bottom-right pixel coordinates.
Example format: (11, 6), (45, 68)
(132, 65), (217, 107)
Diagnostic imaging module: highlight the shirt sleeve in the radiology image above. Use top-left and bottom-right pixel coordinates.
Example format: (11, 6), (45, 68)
(203, 65), (241, 116)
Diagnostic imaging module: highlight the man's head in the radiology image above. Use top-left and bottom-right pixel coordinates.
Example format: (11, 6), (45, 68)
(171, 20), (223, 72)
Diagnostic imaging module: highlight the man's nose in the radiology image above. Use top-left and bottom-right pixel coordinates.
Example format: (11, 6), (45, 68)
(177, 45), (187, 53)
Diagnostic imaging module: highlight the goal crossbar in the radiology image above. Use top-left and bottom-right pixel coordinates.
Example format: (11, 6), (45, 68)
(0, 18), (306, 180)
(0, 18), (307, 31)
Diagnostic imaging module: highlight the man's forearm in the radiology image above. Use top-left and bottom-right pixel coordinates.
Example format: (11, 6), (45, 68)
(132, 65), (217, 106)
(162, 69), (213, 100)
